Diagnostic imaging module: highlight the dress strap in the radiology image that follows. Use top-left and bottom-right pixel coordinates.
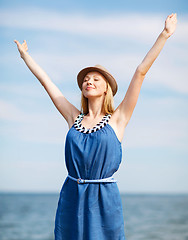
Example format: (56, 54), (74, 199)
(67, 174), (117, 184)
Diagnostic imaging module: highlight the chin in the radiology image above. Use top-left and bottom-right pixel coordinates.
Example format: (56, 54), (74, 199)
(83, 91), (104, 98)
(84, 94), (96, 98)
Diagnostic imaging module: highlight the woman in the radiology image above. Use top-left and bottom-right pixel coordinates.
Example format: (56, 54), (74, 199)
(14, 13), (177, 240)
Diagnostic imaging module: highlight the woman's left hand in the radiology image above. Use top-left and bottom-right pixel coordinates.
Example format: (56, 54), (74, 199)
(163, 13), (177, 38)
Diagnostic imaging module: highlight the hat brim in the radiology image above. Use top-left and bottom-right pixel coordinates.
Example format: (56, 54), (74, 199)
(77, 67), (117, 96)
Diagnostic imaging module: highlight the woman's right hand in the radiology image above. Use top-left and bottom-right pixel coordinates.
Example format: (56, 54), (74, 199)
(163, 13), (177, 38)
(14, 39), (29, 58)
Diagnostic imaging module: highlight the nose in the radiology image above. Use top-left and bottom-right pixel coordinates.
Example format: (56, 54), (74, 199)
(87, 79), (93, 85)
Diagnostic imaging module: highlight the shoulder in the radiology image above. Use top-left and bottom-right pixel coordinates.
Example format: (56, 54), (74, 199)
(108, 108), (128, 142)
(67, 109), (82, 129)
(110, 108), (128, 127)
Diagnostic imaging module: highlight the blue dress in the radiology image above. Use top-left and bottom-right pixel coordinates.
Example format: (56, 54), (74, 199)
(54, 112), (126, 240)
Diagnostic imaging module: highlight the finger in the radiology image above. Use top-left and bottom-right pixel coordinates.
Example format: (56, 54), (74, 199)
(172, 15), (177, 22)
(14, 40), (21, 47)
(167, 14), (172, 20)
(169, 13), (174, 18)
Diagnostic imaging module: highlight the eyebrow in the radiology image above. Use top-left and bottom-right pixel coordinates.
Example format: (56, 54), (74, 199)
(84, 75), (99, 79)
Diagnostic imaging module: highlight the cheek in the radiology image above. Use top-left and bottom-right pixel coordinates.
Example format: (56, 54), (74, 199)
(97, 81), (106, 87)
(101, 82), (107, 90)
(82, 82), (85, 89)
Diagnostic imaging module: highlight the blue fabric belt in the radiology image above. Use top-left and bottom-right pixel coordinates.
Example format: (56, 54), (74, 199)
(67, 174), (117, 184)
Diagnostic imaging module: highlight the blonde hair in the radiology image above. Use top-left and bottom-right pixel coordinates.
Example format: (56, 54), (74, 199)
(80, 80), (115, 115)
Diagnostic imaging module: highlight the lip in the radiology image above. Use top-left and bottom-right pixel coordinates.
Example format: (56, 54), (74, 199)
(86, 87), (95, 90)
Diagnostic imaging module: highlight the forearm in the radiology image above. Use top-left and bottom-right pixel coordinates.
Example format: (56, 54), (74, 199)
(138, 30), (169, 76)
(21, 52), (51, 86)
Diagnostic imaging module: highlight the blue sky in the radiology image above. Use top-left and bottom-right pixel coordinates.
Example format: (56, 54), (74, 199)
(0, 0), (188, 193)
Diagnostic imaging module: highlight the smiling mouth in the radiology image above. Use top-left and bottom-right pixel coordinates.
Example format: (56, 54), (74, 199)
(86, 87), (95, 90)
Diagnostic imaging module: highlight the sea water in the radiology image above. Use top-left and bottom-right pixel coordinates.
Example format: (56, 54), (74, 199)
(0, 193), (188, 240)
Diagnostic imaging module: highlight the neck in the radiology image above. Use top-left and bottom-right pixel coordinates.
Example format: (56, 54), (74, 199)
(87, 97), (105, 117)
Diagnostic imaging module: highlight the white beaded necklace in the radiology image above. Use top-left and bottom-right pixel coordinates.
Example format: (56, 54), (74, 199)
(74, 113), (112, 134)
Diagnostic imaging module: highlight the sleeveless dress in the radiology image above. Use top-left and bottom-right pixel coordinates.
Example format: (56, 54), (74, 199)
(54, 112), (126, 240)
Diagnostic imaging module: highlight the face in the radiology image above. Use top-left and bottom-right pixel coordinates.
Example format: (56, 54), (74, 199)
(82, 71), (107, 98)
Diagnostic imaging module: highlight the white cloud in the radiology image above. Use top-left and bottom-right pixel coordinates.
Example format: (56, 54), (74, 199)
(1, 158), (187, 193)
(0, 99), (31, 122)
(0, 159), (67, 192)
(0, 99), (69, 144)
(122, 96), (188, 149)
(0, 7), (187, 43)
(6, 49), (187, 94)
(1, 6), (188, 194)
(1, 7), (187, 149)
(124, 117), (188, 149)
(33, 51), (188, 94)
(1, 8), (187, 93)
(115, 160), (188, 193)
(0, 97), (187, 149)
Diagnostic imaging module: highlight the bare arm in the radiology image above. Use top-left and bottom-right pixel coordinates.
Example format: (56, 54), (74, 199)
(14, 40), (80, 125)
(116, 13), (177, 126)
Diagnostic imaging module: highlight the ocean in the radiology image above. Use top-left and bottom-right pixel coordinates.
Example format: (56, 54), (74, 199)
(0, 192), (188, 240)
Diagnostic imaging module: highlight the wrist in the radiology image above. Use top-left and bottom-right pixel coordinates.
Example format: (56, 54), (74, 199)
(161, 29), (171, 39)
(21, 51), (29, 59)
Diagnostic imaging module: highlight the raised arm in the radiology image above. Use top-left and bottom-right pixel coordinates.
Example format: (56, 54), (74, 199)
(116, 13), (177, 127)
(14, 40), (80, 127)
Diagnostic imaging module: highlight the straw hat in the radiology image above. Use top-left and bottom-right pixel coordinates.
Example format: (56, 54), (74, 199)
(77, 64), (118, 96)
